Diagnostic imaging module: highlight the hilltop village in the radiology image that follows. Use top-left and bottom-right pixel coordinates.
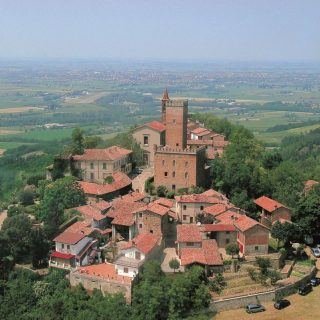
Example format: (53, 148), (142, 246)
(44, 90), (298, 303)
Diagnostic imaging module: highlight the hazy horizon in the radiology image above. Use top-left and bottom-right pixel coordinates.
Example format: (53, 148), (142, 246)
(1, 0), (319, 62)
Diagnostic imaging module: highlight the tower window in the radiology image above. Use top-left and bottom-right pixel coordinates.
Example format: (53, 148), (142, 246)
(172, 184), (176, 190)
(164, 172), (168, 177)
(172, 171), (175, 178)
(162, 160), (165, 165)
(185, 172), (188, 179)
(173, 119), (176, 124)
(173, 160), (176, 166)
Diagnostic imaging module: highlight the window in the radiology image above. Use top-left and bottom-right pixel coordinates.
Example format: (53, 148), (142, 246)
(226, 239), (230, 244)
(139, 223), (143, 228)
(200, 206), (204, 210)
(183, 215), (187, 221)
(124, 267), (128, 273)
(143, 135), (149, 145)
(187, 242), (194, 247)
(172, 184), (176, 190)
(176, 143), (179, 146)
(183, 205), (186, 210)
(164, 172), (168, 177)
(172, 171), (175, 178)
(67, 245), (70, 250)
(185, 161), (188, 167)
(173, 119), (176, 124)
(139, 212), (143, 218)
(185, 172), (188, 179)
(255, 246), (259, 251)
(61, 244), (65, 249)
(226, 231), (230, 234)
(90, 172), (94, 180)
(103, 163), (106, 170)
(150, 230), (153, 234)
(173, 160), (176, 166)
(162, 160), (165, 166)
(90, 162), (94, 169)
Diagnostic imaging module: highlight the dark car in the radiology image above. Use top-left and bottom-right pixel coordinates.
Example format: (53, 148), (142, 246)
(274, 299), (290, 310)
(298, 283), (312, 295)
(132, 167), (143, 174)
(310, 277), (320, 286)
(246, 304), (266, 313)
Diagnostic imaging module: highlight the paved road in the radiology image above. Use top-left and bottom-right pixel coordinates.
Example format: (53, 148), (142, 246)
(131, 167), (154, 194)
(161, 248), (183, 273)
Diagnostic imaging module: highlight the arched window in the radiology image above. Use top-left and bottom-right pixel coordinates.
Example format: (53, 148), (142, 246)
(172, 171), (175, 178)
(173, 160), (176, 166)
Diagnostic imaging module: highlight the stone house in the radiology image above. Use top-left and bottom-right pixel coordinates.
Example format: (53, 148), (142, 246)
(254, 196), (292, 228)
(49, 221), (101, 270)
(72, 146), (132, 183)
(115, 233), (161, 278)
(132, 121), (166, 167)
(201, 224), (237, 248)
(70, 263), (134, 303)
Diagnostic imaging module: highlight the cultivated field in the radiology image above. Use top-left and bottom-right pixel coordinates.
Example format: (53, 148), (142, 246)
(0, 106), (44, 113)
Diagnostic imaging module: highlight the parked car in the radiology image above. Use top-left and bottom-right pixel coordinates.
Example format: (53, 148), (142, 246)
(274, 299), (290, 310)
(246, 304), (266, 313)
(298, 283), (312, 295)
(132, 167), (143, 174)
(311, 247), (320, 258)
(310, 277), (320, 286)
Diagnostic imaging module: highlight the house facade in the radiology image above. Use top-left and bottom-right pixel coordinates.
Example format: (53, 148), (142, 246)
(72, 146), (132, 183)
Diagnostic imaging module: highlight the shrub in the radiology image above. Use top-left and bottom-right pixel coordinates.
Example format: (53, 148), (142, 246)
(247, 267), (258, 281)
(156, 185), (167, 197)
(169, 258), (180, 273)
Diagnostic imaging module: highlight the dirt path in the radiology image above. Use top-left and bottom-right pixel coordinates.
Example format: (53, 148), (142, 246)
(0, 210), (8, 229)
(131, 168), (154, 194)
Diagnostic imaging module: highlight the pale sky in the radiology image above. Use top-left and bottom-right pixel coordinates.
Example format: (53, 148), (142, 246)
(0, 0), (319, 61)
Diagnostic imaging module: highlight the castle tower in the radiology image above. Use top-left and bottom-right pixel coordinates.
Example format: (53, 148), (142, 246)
(165, 99), (188, 149)
(161, 88), (170, 123)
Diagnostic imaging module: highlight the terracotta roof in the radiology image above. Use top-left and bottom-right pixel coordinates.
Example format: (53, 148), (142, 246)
(121, 192), (146, 202)
(304, 180), (319, 191)
(203, 204), (235, 217)
(154, 198), (174, 208)
(146, 202), (171, 216)
(122, 233), (159, 255)
(146, 121), (166, 132)
(202, 224), (236, 232)
(162, 88), (169, 101)
(201, 189), (228, 201)
(177, 224), (202, 243)
(234, 215), (267, 232)
(175, 194), (222, 204)
(109, 199), (145, 226)
(254, 196), (287, 213)
(191, 127), (212, 136)
(75, 263), (132, 283)
(78, 172), (131, 196)
(73, 146), (132, 161)
(53, 230), (87, 245)
(50, 251), (75, 259)
(74, 204), (107, 221)
(180, 240), (222, 266)
(91, 200), (112, 211)
(215, 211), (243, 224)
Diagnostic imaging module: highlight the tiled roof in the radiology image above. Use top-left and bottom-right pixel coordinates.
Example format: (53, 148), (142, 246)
(121, 192), (146, 202)
(74, 204), (107, 221)
(50, 251), (75, 259)
(180, 240), (222, 266)
(78, 172), (131, 196)
(234, 215), (267, 232)
(146, 121), (166, 132)
(154, 198), (174, 208)
(91, 200), (112, 211)
(73, 146), (132, 161)
(53, 230), (87, 245)
(215, 211), (243, 224)
(177, 224), (202, 243)
(109, 199), (145, 226)
(122, 233), (159, 255)
(201, 189), (228, 201)
(254, 196), (287, 213)
(203, 204), (235, 217)
(74, 263), (132, 283)
(132, 202), (171, 217)
(304, 180), (319, 191)
(202, 224), (236, 232)
(191, 127), (212, 136)
(175, 194), (221, 204)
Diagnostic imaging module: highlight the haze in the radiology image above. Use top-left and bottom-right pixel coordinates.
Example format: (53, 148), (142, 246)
(0, 0), (319, 61)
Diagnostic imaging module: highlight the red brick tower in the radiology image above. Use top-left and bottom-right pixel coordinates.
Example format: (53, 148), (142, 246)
(165, 99), (188, 149)
(161, 88), (169, 123)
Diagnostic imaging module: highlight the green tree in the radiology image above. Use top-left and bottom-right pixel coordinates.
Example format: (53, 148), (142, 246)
(18, 189), (35, 205)
(294, 184), (320, 238)
(271, 221), (301, 249)
(225, 243), (240, 259)
(71, 127), (85, 155)
(156, 185), (168, 197)
(169, 258), (180, 273)
(208, 273), (226, 294)
(30, 228), (50, 268)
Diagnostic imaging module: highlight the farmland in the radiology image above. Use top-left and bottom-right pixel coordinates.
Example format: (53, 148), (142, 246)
(0, 60), (320, 154)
